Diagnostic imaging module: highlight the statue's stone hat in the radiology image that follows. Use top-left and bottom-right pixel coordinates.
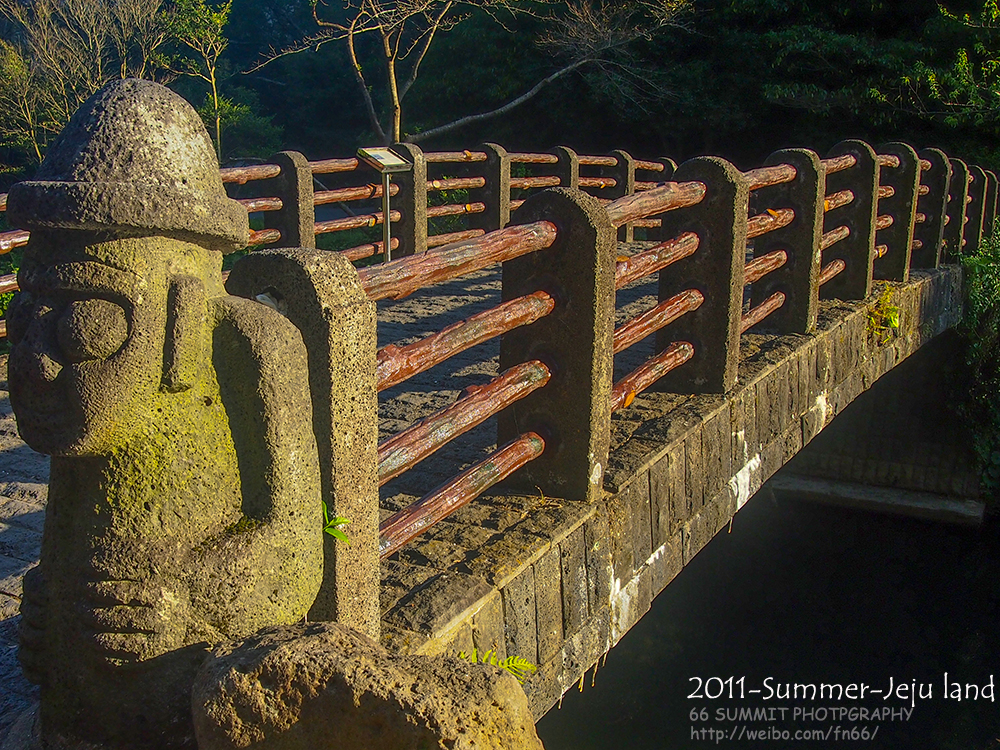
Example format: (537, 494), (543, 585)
(8, 78), (248, 253)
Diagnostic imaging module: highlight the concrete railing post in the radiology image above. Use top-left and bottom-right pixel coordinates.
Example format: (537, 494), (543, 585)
(874, 142), (920, 282)
(497, 187), (616, 503)
(822, 139), (878, 301)
(750, 148), (824, 334)
(553, 146), (580, 189)
(657, 157), (678, 180)
(911, 148), (952, 268)
(655, 157), (749, 393)
(606, 149), (636, 242)
(943, 158), (970, 262)
(471, 142), (511, 230)
(984, 170), (998, 237)
(263, 150), (316, 249)
(391, 142), (427, 257)
(227, 250), (381, 640)
(966, 165), (989, 253)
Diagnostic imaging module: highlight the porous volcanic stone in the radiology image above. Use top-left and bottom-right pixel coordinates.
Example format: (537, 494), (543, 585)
(192, 622), (545, 750)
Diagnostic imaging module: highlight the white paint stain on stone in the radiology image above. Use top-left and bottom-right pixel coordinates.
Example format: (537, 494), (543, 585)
(589, 462), (603, 486)
(729, 454), (762, 510)
(815, 392), (829, 426)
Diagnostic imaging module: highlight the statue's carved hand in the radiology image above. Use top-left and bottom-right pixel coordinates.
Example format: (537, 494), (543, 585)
(18, 565), (47, 685)
(81, 578), (190, 665)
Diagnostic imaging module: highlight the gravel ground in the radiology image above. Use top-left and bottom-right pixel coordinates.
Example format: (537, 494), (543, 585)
(0, 246), (663, 738)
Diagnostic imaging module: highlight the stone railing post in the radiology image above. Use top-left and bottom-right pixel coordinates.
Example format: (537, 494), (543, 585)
(874, 142), (920, 282)
(497, 187), (616, 503)
(655, 157), (749, 393)
(911, 148), (952, 268)
(985, 170), (998, 237)
(470, 142), (511, 230)
(606, 149), (636, 242)
(943, 158), (970, 262)
(263, 150), (316, 249)
(553, 146), (580, 189)
(657, 157), (678, 180)
(227, 250), (381, 640)
(390, 142), (427, 257)
(821, 139), (878, 301)
(966, 165), (989, 253)
(750, 148), (824, 334)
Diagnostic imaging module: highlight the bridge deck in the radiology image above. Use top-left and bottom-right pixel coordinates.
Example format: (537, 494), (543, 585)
(0, 261), (963, 734)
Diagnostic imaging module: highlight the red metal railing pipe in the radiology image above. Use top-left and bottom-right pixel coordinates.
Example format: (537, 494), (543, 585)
(634, 160), (666, 172)
(427, 176), (487, 192)
(315, 183), (400, 205)
(424, 150), (487, 163)
(605, 181), (707, 227)
(613, 289), (703, 354)
(740, 291), (786, 333)
(818, 259), (846, 285)
(578, 155), (618, 167)
(248, 228), (281, 246)
(744, 249), (788, 285)
(822, 154), (857, 174)
(358, 220), (558, 301)
(341, 238), (399, 262)
(310, 158), (360, 174)
(510, 176), (561, 189)
(378, 361), (551, 486)
(238, 196), (283, 212)
(220, 164), (281, 184)
(315, 210), (402, 235)
(615, 232), (700, 289)
(0, 230), (30, 254)
(509, 153), (559, 164)
(825, 190), (855, 212)
(746, 208), (795, 239)
(426, 202), (486, 219)
(377, 291), (555, 391)
(821, 225), (850, 251)
(427, 229), (486, 248)
(744, 164), (797, 191)
(378, 432), (546, 558)
(611, 341), (695, 411)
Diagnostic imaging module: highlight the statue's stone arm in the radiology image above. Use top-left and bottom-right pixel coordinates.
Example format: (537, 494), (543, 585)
(180, 294), (325, 641)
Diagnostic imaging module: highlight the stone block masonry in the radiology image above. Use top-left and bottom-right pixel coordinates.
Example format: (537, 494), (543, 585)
(375, 266), (962, 719)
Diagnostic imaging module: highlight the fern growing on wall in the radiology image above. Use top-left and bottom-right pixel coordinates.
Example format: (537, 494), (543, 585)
(459, 649), (536, 684)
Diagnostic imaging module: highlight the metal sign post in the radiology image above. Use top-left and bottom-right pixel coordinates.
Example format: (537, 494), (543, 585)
(357, 147), (412, 262)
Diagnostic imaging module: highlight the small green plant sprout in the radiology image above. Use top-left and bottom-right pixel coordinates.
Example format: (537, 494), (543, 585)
(458, 649), (536, 685)
(866, 286), (900, 345)
(321, 500), (350, 543)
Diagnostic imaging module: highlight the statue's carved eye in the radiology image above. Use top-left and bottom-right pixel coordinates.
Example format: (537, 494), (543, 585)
(57, 298), (128, 362)
(5, 291), (34, 345)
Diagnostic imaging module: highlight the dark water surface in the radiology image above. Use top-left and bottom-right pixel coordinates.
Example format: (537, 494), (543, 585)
(535, 489), (1000, 750)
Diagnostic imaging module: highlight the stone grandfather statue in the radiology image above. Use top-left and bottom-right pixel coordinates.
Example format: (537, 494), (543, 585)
(3, 76), (544, 750)
(5, 79), (324, 749)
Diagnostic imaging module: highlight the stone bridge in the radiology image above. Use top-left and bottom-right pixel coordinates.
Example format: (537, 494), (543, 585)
(0, 259), (965, 731)
(0, 83), (990, 746)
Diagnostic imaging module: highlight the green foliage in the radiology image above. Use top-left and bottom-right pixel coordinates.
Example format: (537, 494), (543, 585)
(458, 648), (536, 684)
(958, 224), (1000, 498)
(321, 500), (350, 543)
(866, 285), (901, 345)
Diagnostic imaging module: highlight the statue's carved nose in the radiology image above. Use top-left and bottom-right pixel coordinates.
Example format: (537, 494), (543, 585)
(19, 307), (65, 382)
(26, 350), (63, 382)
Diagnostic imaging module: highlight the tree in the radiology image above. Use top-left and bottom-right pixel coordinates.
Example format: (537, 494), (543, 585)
(169, 0), (231, 158)
(252, 0), (691, 145)
(0, 0), (172, 164)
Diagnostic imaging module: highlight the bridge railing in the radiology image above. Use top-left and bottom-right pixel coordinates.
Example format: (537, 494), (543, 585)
(1, 139), (997, 566)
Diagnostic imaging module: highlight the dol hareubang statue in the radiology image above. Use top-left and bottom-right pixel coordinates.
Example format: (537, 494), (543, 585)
(5, 79), (324, 749)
